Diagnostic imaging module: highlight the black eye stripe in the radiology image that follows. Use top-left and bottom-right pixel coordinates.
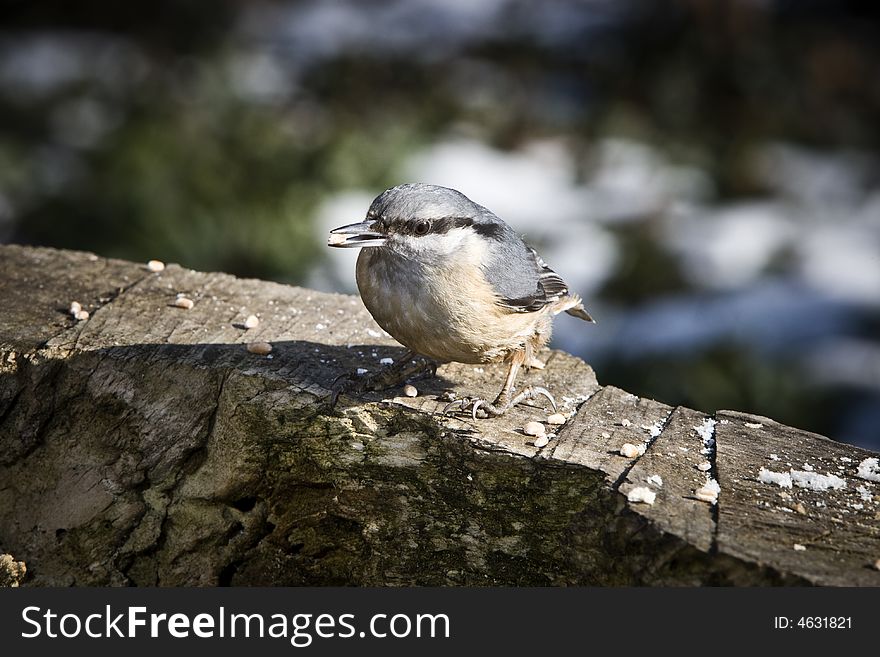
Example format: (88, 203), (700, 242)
(377, 216), (505, 240)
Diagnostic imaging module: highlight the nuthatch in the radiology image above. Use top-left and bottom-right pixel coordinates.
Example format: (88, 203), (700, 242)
(328, 183), (594, 418)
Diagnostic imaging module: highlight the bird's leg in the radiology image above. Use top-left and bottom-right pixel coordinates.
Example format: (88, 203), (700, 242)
(330, 350), (437, 407)
(489, 359), (522, 409)
(443, 356), (557, 419)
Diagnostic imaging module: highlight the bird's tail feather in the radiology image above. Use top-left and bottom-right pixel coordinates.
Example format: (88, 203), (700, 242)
(564, 294), (596, 323)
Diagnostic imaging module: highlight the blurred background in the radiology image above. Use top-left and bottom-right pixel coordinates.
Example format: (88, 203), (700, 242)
(1, 0), (878, 449)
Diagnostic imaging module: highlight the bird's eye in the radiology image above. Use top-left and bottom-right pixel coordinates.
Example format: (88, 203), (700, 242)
(413, 220), (431, 236)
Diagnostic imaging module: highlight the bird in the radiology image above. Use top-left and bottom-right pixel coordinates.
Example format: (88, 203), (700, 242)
(328, 183), (594, 418)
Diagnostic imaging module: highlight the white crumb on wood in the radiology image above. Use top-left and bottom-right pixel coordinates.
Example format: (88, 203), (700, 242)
(694, 419), (716, 455)
(620, 442), (646, 458)
(856, 484), (873, 502)
(244, 314), (260, 329)
(74, 309), (89, 321)
(857, 458), (880, 482)
(627, 487), (656, 505)
(69, 301), (81, 315)
(601, 431), (611, 439)
(620, 418), (632, 427)
(793, 544), (807, 551)
(379, 357), (394, 365)
(403, 384), (418, 398)
(643, 421), (664, 438)
(694, 418), (716, 440)
(533, 435), (550, 448)
(697, 461), (712, 472)
(745, 422), (763, 429)
(802, 463), (814, 472)
(839, 456), (852, 463)
(647, 474), (663, 488)
(366, 329), (381, 338)
(759, 467), (793, 488)
(147, 259), (165, 272)
(356, 368), (368, 375)
(769, 454), (780, 461)
(173, 297), (194, 309)
(791, 470), (846, 491)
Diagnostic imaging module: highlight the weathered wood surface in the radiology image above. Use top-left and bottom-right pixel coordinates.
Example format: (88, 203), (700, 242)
(1, 244), (878, 586)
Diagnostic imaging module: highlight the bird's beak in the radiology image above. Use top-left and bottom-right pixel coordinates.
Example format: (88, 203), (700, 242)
(328, 220), (387, 248)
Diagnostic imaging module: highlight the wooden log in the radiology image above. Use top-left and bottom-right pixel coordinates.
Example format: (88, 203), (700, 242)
(0, 244), (878, 586)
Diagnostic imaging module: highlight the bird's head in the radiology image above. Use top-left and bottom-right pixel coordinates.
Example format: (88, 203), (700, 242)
(328, 183), (506, 261)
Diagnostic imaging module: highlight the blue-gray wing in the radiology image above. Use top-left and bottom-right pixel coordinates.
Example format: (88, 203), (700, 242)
(496, 249), (571, 312)
(479, 225), (571, 313)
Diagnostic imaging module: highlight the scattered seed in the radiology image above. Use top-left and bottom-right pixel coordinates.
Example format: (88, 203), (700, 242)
(69, 301), (82, 315)
(647, 474), (663, 488)
(695, 486), (718, 504)
(246, 342), (272, 355)
(147, 259), (165, 272)
(74, 309), (90, 321)
(793, 543), (807, 552)
(697, 461), (712, 472)
(874, 559), (880, 571)
(601, 431), (611, 439)
(627, 486), (656, 505)
(244, 314), (259, 329)
(794, 502), (807, 515)
(174, 297), (194, 309)
(546, 413), (566, 426)
(620, 442), (645, 458)
(745, 422), (763, 429)
(524, 421), (546, 437)
(620, 418), (632, 427)
(533, 435), (550, 448)
(403, 384), (418, 398)
(379, 357), (394, 365)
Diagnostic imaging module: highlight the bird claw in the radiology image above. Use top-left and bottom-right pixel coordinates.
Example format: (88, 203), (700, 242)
(328, 371), (368, 408)
(524, 386), (558, 412)
(441, 385), (557, 419)
(471, 399), (487, 421)
(441, 397), (489, 418)
(441, 397), (471, 416)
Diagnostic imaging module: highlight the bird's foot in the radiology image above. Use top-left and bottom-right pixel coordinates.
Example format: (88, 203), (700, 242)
(442, 386), (557, 420)
(329, 354), (437, 407)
